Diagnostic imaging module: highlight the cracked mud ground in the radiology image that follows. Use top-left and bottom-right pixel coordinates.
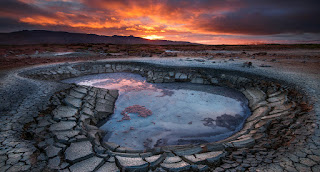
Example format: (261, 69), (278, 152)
(0, 57), (319, 172)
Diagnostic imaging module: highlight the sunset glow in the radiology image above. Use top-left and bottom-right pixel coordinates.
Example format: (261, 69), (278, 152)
(143, 35), (165, 40)
(0, 0), (319, 44)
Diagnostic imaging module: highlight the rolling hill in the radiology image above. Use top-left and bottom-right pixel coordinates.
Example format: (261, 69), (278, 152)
(0, 30), (195, 45)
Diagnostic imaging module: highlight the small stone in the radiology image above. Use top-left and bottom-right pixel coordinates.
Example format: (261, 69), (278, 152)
(64, 96), (82, 108)
(308, 155), (320, 162)
(246, 106), (270, 122)
(96, 162), (119, 172)
(196, 164), (209, 172)
(312, 165), (320, 172)
(295, 163), (311, 171)
(173, 147), (203, 156)
(37, 153), (47, 161)
(116, 156), (148, 171)
(52, 106), (78, 119)
(163, 156), (182, 163)
(267, 93), (286, 103)
(45, 145), (62, 158)
(214, 167), (225, 172)
(49, 121), (76, 131)
(108, 90), (119, 99)
(191, 77), (204, 84)
(65, 141), (94, 163)
(53, 130), (80, 143)
(69, 156), (103, 172)
(229, 137), (255, 148)
(48, 156), (61, 169)
(6, 153), (22, 165)
(82, 107), (94, 116)
(69, 90), (85, 99)
(102, 142), (119, 151)
(161, 161), (191, 171)
(184, 151), (225, 164)
(287, 153), (299, 163)
(95, 102), (114, 118)
(242, 88), (266, 108)
(145, 154), (166, 168)
(300, 158), (317, 167)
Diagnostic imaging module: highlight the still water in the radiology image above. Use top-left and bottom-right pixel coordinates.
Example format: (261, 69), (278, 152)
(62, 73), (251, 150)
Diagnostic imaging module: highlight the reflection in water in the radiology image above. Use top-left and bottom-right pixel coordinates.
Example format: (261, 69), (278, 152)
(62, 73), (251, 150)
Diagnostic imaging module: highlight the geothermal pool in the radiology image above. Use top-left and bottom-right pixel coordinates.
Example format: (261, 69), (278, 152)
(63, 73), (251, 150)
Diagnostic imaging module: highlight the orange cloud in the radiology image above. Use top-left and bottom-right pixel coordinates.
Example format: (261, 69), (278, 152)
(1, 0), (318, 44)
(20, 16), (58, 25)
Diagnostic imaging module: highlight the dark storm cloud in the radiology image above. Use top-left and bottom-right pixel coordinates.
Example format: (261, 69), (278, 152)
(193, 0), (320, 35)
(0, 17), (36, 32)
(0, 0), (52, 17)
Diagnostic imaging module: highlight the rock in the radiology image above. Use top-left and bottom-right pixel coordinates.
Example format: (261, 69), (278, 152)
(163, 156), (182, 164)
(246, 106), (270, 122)
(210, 78), (219, 84)
(268, 90), (282, 97)
(287, 153), (299, 163)
(37, 117), (52, 127)
(65, 141), (94, 163)
(242, 61), (253, 68)
(173, 147), (203, 156)
(115, 156), (148, 171)
(308, 155), (320, 162)
(267, 92), (287, 103)
(81, 107), (94, 117)
(229, 137), (255, 148)
(73, 86), (88, 94)
(254, 120), (269, 129)
(184, 151), (225, 164)
(299, 158), (317, 167)
(175, 73), (187, 81)
(7, 153), (22, 165)
(96, 162), (120, 172)
(161, 161), (191, 171)
(95, 102), (114, 118)
(242, 88), (266, 108)
(191, 77), (204, 84)
(295, 163), (311, 171)
(108, 90), (119, 99)
(261, 112), (288, 120)
(53, 130), (80, 143)
(49, 121), (76, 131)
(145, 154), (166, 168)
(64, 96), (82, 108)
(312, 165), (320, 172)
(69, 156), (104, 172)
(102, 142), (119, 151)
(48, 156), (61, 169)
(52, 106), (78, 119)
(69, 90), (86, 99)
(45, 145), (62, 158)
(196, 165), (209, 172)
(251, 101), (268, 110)
(269, 103), (292, 115)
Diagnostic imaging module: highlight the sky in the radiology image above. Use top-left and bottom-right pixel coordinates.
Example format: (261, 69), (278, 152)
(0, 0), (320, 44)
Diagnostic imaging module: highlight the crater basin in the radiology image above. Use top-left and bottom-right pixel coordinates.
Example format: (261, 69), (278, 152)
(63, 73), (251, 150)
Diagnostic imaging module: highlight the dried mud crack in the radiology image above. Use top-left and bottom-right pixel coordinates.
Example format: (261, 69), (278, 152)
(0, 60), (319, 172)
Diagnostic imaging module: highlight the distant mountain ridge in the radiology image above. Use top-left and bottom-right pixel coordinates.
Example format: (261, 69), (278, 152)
(0, 30), (195, 45)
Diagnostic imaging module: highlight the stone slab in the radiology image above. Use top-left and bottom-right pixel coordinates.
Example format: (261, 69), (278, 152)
(65, 141), (94, 163)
